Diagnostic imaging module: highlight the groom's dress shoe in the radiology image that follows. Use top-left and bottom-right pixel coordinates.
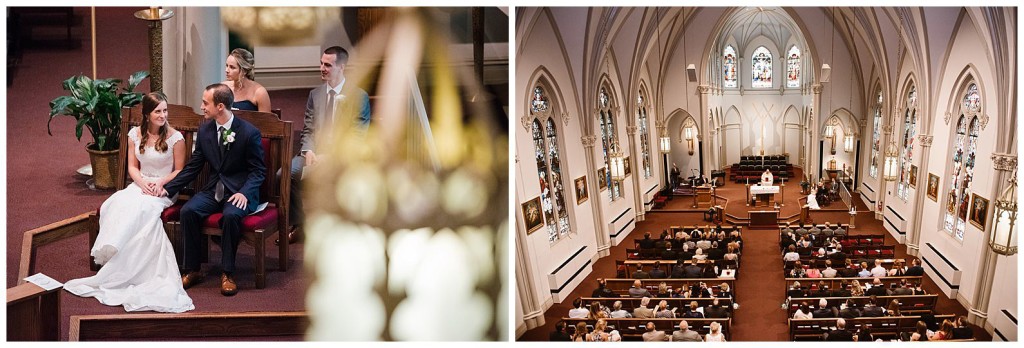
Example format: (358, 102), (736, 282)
(221, 273), (238, 296)
(275, 225), (302, 245)
(181, 271), (205, 289)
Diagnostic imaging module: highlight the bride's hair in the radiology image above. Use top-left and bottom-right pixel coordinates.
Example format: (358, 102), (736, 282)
(139, 92), (170, 154)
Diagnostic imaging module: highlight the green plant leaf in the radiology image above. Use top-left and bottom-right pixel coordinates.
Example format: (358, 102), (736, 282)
(75, 116), (90, 141)
(126, 71), (149, 91)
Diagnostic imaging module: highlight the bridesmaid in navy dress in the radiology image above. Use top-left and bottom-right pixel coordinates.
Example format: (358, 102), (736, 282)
(223, 48), (271, 112)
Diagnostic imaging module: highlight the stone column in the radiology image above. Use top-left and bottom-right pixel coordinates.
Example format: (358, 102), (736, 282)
(698, 85), (711, 174)
(515, 225), (545, 332)
(626, 125), (643, 222)
(967, 153), (1017, 327)
(810, 84), (823, 177)
(583, 134), (611, 257)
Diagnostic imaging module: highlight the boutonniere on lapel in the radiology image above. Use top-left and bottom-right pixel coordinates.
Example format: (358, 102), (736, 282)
(221, 128), (236, 149)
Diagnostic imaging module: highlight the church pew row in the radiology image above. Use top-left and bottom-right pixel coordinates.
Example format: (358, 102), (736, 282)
(619, 259), (739, 279)
(579, 297), (734, 317)
(784, 295), (938, 317)
(784, 276), (923, 297)
(784, 245), (896, 261)
(562, 317), (732, 341)
(788, 314), (957, 341)
(69, 311), (307, 341)
(784, 256), (901, 271)
(777, 229), (875, 243)
(604, 278), (736, 299)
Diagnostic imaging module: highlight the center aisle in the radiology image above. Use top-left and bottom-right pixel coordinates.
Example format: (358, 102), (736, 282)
(729, 226), (789, 341)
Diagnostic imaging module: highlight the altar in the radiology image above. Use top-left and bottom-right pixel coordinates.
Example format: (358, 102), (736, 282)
(749, 184), (780, 207)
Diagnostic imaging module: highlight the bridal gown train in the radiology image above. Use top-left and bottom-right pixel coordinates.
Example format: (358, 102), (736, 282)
(64, 127), (194, 313)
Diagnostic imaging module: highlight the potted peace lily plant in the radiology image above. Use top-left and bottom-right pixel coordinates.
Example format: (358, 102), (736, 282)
(48, 71), (149, 189)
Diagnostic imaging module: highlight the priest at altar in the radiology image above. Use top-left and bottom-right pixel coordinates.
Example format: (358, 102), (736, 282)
(761, 169), (774, 186)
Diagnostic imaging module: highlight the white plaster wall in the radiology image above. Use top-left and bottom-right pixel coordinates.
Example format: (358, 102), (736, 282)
(914, 15), (1000, 309)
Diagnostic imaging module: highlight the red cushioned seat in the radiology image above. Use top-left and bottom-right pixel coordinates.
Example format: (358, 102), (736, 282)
(161, 201), (186, 222)
(202, 204), (278, 232)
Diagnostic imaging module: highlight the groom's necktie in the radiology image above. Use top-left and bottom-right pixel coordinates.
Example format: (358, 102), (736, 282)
(325, 89), (337, 126)
(215, 126), (226, 202)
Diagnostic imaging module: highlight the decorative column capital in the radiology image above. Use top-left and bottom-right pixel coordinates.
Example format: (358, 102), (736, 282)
(581, 135), (598, 148)
(944, 111), (953, 125)
(917, 134), (934, 147)
(882, 124), (894, 134)
(697, 85), (711, 94)
(626, 125), (638, 136)
(812, 84), (823, 94)
(991, 153), (1017, 172)
(520, 115), (533, 131)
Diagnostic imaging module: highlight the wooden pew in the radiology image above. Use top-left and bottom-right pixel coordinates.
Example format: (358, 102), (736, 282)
(604, 278), (736, 298)
(579, 297), (734, 317)
(784, 276), (923, 297)
(788, 314), (956, 341)
(7, 282), (60, 341)
(784, 295), (939, 317)
(563, 317), (732, 341)
(70, 311), (307, 341)
(785, 257), (902, 271)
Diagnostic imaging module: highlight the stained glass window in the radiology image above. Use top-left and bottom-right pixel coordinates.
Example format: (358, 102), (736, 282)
(598, 88), (620, 199)
(869, 91), (882, 178)
(638, 93), (652, 179)
(787, 46), (800, 88)
(532, 120), (557, 243)
(897, 88), (917, 200)
(546, 119), (570, 239)
(944, 83), (981, 241)
(531, 85), (549, 115)
(751, 46), (772, 88)
(723, 46), (737, 88)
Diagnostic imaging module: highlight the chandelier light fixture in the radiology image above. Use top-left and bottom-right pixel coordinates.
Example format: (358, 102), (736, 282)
(990, 171), (1018, 255)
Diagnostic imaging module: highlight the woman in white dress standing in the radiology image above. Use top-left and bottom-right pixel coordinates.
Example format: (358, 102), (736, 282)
(64, 92), (194, 313)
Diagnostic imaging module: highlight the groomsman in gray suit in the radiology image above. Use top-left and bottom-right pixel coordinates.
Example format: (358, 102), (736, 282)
(278, 46), (371, 245)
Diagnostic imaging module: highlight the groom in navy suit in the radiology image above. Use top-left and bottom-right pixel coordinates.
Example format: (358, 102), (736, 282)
(162, 83), (266, 296)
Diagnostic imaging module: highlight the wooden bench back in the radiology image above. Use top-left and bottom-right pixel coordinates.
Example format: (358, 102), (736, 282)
(788, 314), (955, 341)
(579, 297), (735, 315)
(562, 317), (732, 341)
(605, 278), (735, 298)
(785, 294), (938, 317)
(785, 276), (923, 296)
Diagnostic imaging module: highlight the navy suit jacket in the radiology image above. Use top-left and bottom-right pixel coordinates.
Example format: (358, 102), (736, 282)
(165, 115), (266, 205)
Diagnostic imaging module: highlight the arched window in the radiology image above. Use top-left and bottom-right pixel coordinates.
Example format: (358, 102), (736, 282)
(869, 91), (882, 178)
(598, 87), (621, 199)
(531, 86), (571, 243)
(896, 87), (917, 200)
(944, 83), (981, 241)
(751, 46), (772, 88)
(723, 45), (737, 88)
(638, 93), (652, 179)
(786, 45), (800, 88)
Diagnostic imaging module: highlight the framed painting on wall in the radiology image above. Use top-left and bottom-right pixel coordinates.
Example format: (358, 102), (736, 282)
(909, 165), (918, 188)
(970, 193), (989, 230)
(575, 175), (588, 204)
(522, 196), (544, 234)
(926, 173), (940, 202)
(598, 167), (608, 191)
(624, 156), (631, 177)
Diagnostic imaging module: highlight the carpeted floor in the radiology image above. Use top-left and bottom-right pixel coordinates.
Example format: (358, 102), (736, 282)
(517, 168), (990, 341)
(6, 8), (316, 340)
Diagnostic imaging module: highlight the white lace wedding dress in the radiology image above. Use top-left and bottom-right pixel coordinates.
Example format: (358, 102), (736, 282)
(64, 127), (194, 313)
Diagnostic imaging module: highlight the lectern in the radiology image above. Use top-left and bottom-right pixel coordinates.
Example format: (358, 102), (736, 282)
(694, 185), (713, 208)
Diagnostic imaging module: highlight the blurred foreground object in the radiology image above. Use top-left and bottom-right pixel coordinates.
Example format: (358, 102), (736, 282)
(303, 8), (508, 341)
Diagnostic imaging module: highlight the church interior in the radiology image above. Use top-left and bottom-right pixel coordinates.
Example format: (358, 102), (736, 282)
(6, 7), (508, 341)
(515, 7), (1017, 341)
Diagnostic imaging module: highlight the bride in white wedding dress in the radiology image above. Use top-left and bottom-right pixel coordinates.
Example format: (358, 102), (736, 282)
(64, 92), (194, 313)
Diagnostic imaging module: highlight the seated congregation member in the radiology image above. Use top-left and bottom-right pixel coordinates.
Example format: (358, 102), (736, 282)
(839, 299), (861, 319)
(931, 319), (955, 340)
(705, 321), (727, 342)
(789, 261), (807, 278)
(858, 262), (872, 278)
(910, 320), (931, 341)
(829, 247), (848, 263)
(833, 280), (853, 297)
(568, 298), (590, 318)
(888, 260), (907, 276)
(860, 296), (884, 317)
(692, 248), (708, 261)
(589, 301), (609, 319)
(629, 279), (653, 298)
(63, 92), (194, 313)
(821, 259), (839, 278)
(706, 242), (726, 260)
(912, 281), (927, 295)
(571, 322), (589, 342)
(684, 260), (704, 278)
(952, 316), (974, 339)
(633, 264), (651, 279)
(780, 232), (796, 251)
(870, 259), (888, 278)
(905, 258), (925, 276)
(609, 300), (632, 318)
(821, 222), (835, 238)
(781, 224), (794, 235)
(222, 48), (271, 112)
(806, 264), (823, 278)
(661, 243), (678, 260)
(865, 278), (891, 296)
(549, 321), (571, 341)
(854, 323), (875, 342)
(649, 261), (668, 278)
(718, 282), (733, 299)
(639, 231), (656, 249)
(787, 281), (807, 298)
(839, 259), (860, 277)
(809, 282), (831, 297)
(723, 244), (740, 262)
(793, 302), (813, 319)
(892, 279), (914, 295)
(671, 320), (702, 342)
(589, 319), (616, 342)
(795, 224), (809, 237)
(672, 258), (688, 278)
(633, 297), (655, 318)
(812, 298), (836, 318)
(808, 224), (822, 235)
(704, 298), (730, 318)
(783, 245), (801, 262)
(642, 321), (669, 342)
(591, 278), (615, 297)
(824, 318), (855, 341)
(885, 299), (902, 317)
(695, 238), (712, 251)
(701, 262), (719, 278)
(834, 224), (847, 237)
(655, 300), (676, 318)
(655, 282), (673, 298)
(678, 244), (695, 261)
(690, 282), (712, 298)
(796, 235), (812, 248)
(850, 280), (865, 297)
(682, 301), (704, 318)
